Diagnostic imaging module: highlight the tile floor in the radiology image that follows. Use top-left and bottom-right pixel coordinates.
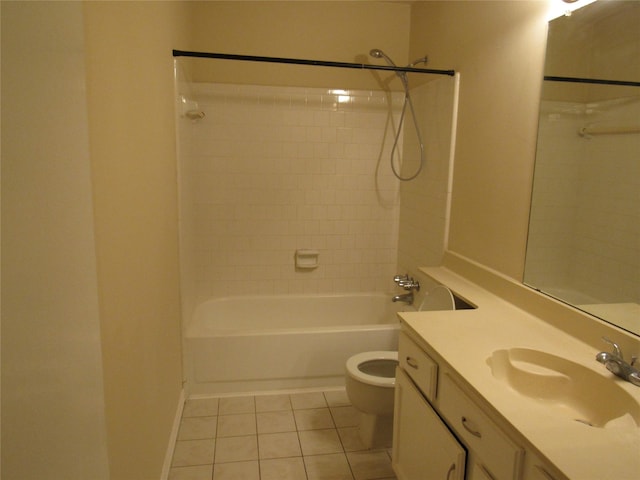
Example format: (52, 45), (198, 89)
(169, 389), (397, 480)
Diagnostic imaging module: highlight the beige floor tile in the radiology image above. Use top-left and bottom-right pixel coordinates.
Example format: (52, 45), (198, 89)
(172, 439), (215, 467)
(177, 389), (394, 479)
(258, 431), (302, 459)
(337, 427), (367, 452)
(218, 396), (255, 415)
(347, 450), (395, 480)
(330, 406), (359, 428)
(324, 390), (351, 407)
(257, 410), (296, 434)
(298, 428), (344, 456)
(213, 460), (260, 480)
(290, 392), (327, 410)
(214, 435), (259, 463)
(260, 457), (307, 480)
(168, 464), (213, 480)
(255, 393), (292, 412)
(183, 398), (219, 417)
(304, 453), (354, 480)
(217, 413), (257, 437)
(178, 416), (218, 440)
(294, 408), (335, 431)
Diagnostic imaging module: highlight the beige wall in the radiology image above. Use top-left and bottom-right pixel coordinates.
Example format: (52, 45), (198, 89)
(410, 1), (549, 280)
(1, 2), (110, 477)
(83, 2), (189, 478)
(184, 1), (411, 91)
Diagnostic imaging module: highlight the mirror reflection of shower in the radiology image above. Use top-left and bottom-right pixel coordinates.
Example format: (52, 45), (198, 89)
(369, 48), (428, 181)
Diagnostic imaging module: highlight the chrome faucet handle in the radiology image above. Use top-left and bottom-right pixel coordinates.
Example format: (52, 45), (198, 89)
(602, 337), (623, 359)
(399, 278), (420, 291)
(394, 274), (409, 284)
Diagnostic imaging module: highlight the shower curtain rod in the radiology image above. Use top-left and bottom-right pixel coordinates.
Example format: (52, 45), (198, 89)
(544, 75), (640, 88)
(172, 50), (456, 77)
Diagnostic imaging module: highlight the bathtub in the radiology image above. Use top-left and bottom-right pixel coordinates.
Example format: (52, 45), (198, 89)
(183, 293), (412, 395)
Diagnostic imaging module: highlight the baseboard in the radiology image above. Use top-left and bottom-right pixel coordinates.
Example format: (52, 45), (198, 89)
(160, 388), (185, 480)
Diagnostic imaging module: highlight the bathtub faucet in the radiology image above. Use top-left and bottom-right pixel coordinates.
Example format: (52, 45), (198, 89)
(392, 274), (420, 304)
(392, 292), (414, 304)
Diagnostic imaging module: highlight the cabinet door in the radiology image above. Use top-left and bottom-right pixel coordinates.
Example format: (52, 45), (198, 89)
(393, 368), (466, 480)
(523, 451), (566, 480)
(471, 461), (498, 480)
(438, 372), (523, 479)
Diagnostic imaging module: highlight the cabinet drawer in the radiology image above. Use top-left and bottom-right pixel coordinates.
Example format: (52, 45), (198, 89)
(439, 372), (524, 480)
(398, 331), (438, 402)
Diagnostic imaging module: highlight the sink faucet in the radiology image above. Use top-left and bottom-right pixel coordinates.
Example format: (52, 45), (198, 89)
(595, 337), (640, 387)
(392, 273), (420, 304)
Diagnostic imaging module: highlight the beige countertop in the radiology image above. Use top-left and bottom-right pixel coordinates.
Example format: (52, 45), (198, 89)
(399, 265), (640, 480)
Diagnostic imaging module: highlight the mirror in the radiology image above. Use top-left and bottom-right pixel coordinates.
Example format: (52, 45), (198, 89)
(525, 1), (640, 336)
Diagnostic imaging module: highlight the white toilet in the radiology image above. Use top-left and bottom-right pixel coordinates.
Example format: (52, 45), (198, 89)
(344, 284), (457, 449)
(345, 351), (399, 449)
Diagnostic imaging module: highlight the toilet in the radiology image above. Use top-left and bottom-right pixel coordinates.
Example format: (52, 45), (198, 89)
(344, 284), (457, 449)
(345, 351), (399, 449)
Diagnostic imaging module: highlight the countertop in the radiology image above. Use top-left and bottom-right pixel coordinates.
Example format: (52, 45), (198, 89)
(399, 265), (640, 480)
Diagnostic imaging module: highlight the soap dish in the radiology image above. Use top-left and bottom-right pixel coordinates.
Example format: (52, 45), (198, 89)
(295, 249), (319, 269)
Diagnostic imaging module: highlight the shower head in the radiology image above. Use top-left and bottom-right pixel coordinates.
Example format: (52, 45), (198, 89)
(369, 48), (397, 67)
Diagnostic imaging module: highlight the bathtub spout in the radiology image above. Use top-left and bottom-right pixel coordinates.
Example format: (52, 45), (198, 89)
(392, 292), (414, 304)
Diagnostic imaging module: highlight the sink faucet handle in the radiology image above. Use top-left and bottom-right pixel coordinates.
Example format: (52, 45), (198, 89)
(602, 337), (623, 359)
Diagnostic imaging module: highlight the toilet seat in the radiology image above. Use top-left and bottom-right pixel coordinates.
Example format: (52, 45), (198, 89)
(346, 351), (398, 387)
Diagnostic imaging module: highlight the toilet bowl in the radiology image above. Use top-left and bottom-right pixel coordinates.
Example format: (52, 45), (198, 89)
(345, 351), (398, 449)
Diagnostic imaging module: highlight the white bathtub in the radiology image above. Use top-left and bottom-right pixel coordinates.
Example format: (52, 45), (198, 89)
(183, 293), (412, 395)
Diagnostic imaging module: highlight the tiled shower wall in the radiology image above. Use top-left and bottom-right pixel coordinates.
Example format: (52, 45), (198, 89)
(177, 75), (458, 319)
(525, 96), (640, 304)
(397, 76), (457, 277)
(178, 83), (404, 310)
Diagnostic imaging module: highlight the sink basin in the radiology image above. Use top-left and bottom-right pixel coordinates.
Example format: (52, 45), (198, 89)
(487, 348), (640, 428)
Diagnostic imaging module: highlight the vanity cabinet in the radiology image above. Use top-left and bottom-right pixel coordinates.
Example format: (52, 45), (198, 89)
(393, 330), (528, 480)
(522, 452), (564, 480)
(393, 368), (466, 479)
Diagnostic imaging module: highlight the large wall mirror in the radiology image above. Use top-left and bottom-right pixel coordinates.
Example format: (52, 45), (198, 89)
(525, 0), (639, 336)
